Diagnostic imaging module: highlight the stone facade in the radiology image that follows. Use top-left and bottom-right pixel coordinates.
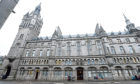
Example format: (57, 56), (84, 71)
(0, 0), (19, 29)
(1, 4), (140, 81)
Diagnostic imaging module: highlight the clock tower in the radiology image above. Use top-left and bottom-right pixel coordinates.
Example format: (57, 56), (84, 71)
(8, 3), (43, 57)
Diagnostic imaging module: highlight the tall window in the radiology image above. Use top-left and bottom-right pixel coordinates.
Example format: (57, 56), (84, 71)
(106, 47), (110, 54)
(120, 46), (125, 54)
(77, 42), (81, 56)
(67, 42), (71, 56)
(54, 68), (62, 77)
(126, 38), (130, 43)
(25, 50), (29, 57)
(46, 49), (50, 56)
(32, 50), (36, 57)
(40, 50), (43, 56)
(42, 68), (48, 76)
(27, 69), (33, 76)
(58, 43), (61, 56)
(111, 46), (116, 54)
(128, 45), (134, 54)
(65, 68), (72, 77)
(96, 41), (103, 55)
(87, 41), (91, 55)
(92, 60), (94, 64)
(88, 59), (90, 65)
(20, 68), (25, 75)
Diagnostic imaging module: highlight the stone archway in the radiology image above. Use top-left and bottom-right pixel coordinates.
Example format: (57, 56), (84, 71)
(35, 67), (40, 80)
(2, 65), (11, 79)
(76, 67), (84, 80)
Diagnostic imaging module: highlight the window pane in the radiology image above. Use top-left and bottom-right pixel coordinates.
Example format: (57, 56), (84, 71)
(128, 46), (134, 54)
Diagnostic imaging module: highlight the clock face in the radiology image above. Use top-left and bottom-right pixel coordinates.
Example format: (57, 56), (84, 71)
(31, 19), (36, 24)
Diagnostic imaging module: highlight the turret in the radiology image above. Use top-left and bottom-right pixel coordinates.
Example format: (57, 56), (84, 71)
(52, 26), (63, 39)
(123, 14), (137, 34)
(95, 23), (107, 36)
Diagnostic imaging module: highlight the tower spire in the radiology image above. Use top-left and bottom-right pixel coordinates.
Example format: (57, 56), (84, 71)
(123, 14), (131, 25)
(123, 14), (136, 33)
(34, 3), (41, 15)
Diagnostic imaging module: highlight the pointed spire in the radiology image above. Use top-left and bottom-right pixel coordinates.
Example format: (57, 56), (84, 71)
(56, 26), (60, 31)
(24, 12), (29, 16)
(52, 26), (63, 39)
(123, 14), (129, 22)
(34, 3), (41, 15)
(123, 13), (136, 33)
(123, 13), (131, 25)
(95, 23), (100, 35)
(95, 23), (107, 36)
(99, 24), (107, 36)
(99, 25), (105, 32)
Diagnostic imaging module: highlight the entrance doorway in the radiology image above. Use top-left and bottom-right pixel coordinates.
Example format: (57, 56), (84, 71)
(35, 70), (39, 80)
(77, 67), (84, 80)
(2, 65), (11, 79)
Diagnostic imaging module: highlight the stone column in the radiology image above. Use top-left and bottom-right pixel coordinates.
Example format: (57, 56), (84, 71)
(62, 70), (65, 81)
(73, 68), (77, 81)
(49, 67), (53, 81)
(39, 70), (42, 80)
(16, 70), (20, 80)
(84, 68), (88, 81)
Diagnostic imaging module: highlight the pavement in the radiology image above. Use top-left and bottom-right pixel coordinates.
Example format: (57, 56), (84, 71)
(0, 80), (140, 84)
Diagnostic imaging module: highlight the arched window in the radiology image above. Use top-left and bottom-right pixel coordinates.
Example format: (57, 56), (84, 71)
(42, 68), (48, 76)
(54, 67), (62, 77)
(88, 67), (97, 78)
(88, 59), (90, 65)
(115, 66), (123, 77)
(32, 50), (36, 57)
(64, 67), (73, 77)
(20, 67), (25, 76)
(125, 66), (133, 76)
(120, 46), (125, 54)
(39, 50), (43, 56)
(27, 67), (33, 76)
(25, 50), (29, 57)
(92, 59), (94, 64)
(99, 67), (109, 79)
(110, 46), (116, 54)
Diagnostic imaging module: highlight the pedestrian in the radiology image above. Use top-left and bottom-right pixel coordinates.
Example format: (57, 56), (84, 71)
(135, 75), (138, 80)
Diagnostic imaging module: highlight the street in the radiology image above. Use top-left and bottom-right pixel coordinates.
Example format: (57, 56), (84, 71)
(0, 81), (140, 84)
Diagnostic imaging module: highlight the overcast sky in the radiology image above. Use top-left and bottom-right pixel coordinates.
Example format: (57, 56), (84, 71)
(0, 0), (140, 56)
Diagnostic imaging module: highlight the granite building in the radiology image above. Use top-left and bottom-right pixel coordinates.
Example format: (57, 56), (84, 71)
(1, 4), (140, 81)
(0, 0), (19, 29)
